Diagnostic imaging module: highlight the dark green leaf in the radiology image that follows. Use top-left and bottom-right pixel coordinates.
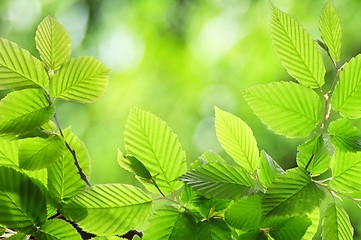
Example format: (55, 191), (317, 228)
(322, 203), (353, 240)
(266, 215), (312, 240)
(117, 150), (152, 180)
(197, 218), (231, 240)
(328, 118), (361, 151)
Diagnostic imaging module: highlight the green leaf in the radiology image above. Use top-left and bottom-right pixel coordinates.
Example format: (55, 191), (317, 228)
(258, 151), (284, 188)
(262, 167), (325, 217)
(296, 135), (331, 175)
(270, 4), (325, 88)
(117, 150), (152, 180)
(0, 89), (55, 135)
(124, 106), (187, 195)
(0, 167), (47, 232)
(319, 0), (342, 63)
(215, 107), (259, 173)
(239, 230), (267, 240)
(35, 219), (82, 240)
(197, 218), (231, 240)
(302, 207), (320, 240)
(6, 232), (27, 240)
(178, 162), (254, 199)
(266, 215), (311, 240)
(199, 151), (227, 164)
(329, 151), (361, 193)
(226, 194), (262, 231)
(143, 206), (196, 240)
(62, 184), (152, 236)
(243, 81), (322, 138)
(18, 135), (64, 170)
(332, 54), (361, 118)
(49, 56), (109, 103)
(35, 16), (71, 70)
(322, 203), (353, 240)
(0, 38), (48, 89)
(0, 138), (18, 167)
(48, 127), (90, 203)
(328, 118), (361, 151)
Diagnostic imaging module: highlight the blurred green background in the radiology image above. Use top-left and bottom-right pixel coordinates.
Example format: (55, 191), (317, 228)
(1, 0), (361, 237)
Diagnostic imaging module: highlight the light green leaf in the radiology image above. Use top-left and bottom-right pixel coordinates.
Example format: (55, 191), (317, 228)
(50, 56), (109, 103)
(244, 81), (322, 138)
(35, 16), (71, 70)
(332, 55), (361, 118)
(6, 232), (27, 240)
(199, 151), (226, 164)
(124, 106), (187, 195)
(19, 135), (64, 170)
(226, 194), (262, 231)
(91, 237), (126, 240)
(0, 167), (47, 232)
(62, 184), (152, 236)
(197, 218), (231, 240)
(178, 162), (254, 199)
(270, 4), (325, 88)
(296, 135), (331, 175)
(302, 207), (320, 240)
(0, 89), (55, 135)
(117, 150), (152, 180)
(322, 203), (353, 240)
(266, 215), (311, 240)
(0, 138), (18, 167)
(143, 206), (196, 240)
(328, 118), (361, 151)
(48, 127), (90, 203)
(35, 219), (82, 240)
(262, 167), (325, 217)
(0, 38), (48, 89)
(319, 0), (342, 63)
(329, 151), (361, 193)
(258, 151), (284, 188)
(215, 107), (259, 173)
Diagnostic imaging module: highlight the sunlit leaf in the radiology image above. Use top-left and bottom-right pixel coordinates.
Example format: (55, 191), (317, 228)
(262, 167), (324, 217)
(35, 16), (71, 70)
(302, 208), (320, 240)
(117, 150), (152, 180)
(62, 184), (152, 236)
(199, 151), (226, 164)
(322, 203), (353, 240)
(244, 81), (322, 138)
(226, 194), (262, 231)
(296, 135), (331, 175)
(50, 56), (109, 103)
(332, 55), (361, 118)
(197, 218), (231, 240)
(0, 167), (46, 232)
(0, 89), (55, 135)
(0, 38), (48, 89)
(48, 127), (90, 203)
(143, 206), (196, 240)
(125, 106), (187, 195)
(319, 0), (342, 63)
(328, 118), (361, 151)
(329, 150), (361, 193)
(258, 151), (284, 188)
(179, 162), (254, 199)
(266, 215), (311, 240)
(35, 219), (81, 240)
(0, 138), (18, 167)
(270, 4), (325, 87)
(18, 135), (64, 170)
(215, 107), (259, 173)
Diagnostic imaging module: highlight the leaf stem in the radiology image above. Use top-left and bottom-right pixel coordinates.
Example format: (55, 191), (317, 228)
(304, 153), (315, 171)
(150, 179), (165, 197)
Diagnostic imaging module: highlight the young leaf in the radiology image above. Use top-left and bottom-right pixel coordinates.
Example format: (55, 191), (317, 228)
(266, 215), (312, 240)
(262, 167), (325, 217)
(215, 107), (259, 173)
(18, 135), (64, 170)
(332, 54), (361, 118)
(0, 89), (55, 135)
(117, 150), (152, 180)
(225, 194), (262, 231)
(48, 127), (90, 203)
(243, 81), (322, 138)
(178, 162), (254, 199)
(49, 56), (109, 103)
(319, 0), (342, 63)
(296, 135), (331, 175)
(124, 106), (187, 195)
(35, 219), (82, 240)
(0, 167), (47, 232)
(322, 203), (353, 240)
(197, 218), (231, 240)
(270, 4), (325, 88)
(143, 206), (196, 240)
(62, 184), (152, 236)
(329, 150), (361, 193)
(258, 151), (284, 188)
(328, 118), (361, 151)
(0, 138), (18, 167)
(35, 16), (71, 70)
(302, 208), (320, 240)
(0, 38), (48, 89)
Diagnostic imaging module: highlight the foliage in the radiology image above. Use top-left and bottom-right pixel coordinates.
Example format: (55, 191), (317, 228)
(1, 1), (361, 239)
